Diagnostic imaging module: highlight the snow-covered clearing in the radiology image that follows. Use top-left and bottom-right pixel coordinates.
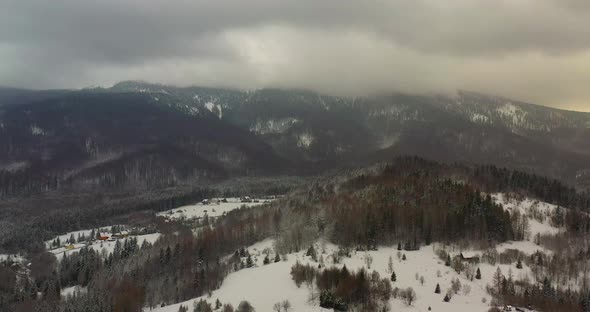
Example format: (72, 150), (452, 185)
(492, 193), (563, 237)
(61, 285), (87, 299)
(0, 253), (25, 263)
(149, 239), (543, 312)
(157, 198), (270, 220)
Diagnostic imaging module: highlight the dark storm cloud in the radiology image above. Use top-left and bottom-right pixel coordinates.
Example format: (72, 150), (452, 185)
(1, 0), (590, 111)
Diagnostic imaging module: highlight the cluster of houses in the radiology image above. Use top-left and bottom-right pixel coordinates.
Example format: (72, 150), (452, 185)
(200, 196), (275, 205)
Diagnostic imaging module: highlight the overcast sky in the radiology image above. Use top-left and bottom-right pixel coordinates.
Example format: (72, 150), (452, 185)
(1, 1), (590, 111)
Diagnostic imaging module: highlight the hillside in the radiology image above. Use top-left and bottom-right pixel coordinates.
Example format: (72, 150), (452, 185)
(4, 158), (589, 311)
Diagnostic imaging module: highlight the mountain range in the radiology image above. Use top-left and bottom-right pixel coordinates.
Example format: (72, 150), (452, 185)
(1, 81), (589, 194)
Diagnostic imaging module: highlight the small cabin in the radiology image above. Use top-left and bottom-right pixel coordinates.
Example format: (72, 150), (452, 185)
(459, 252), (480, 263)
(65, 244), (75, 250)
(98, 233), (110, 241)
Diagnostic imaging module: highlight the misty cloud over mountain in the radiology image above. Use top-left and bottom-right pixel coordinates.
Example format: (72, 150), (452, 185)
(1, 0), (590, 111)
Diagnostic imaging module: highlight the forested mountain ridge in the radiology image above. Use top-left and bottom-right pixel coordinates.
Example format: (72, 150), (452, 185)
(104, 82), (590, 189)
(1, 82), (589, 196)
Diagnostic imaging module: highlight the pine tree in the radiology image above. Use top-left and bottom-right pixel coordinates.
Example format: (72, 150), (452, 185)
(476, 267), (482, 279)
(443, 294), (451, 302)
(516, 258), (523, 269)
(246, 255), (253, 268)
(215, 299), (222, 310)
(445, 254), (451, 266)
(274, 253), (281, 263)
(263, 255), (270, 265)
(435, 283), (441, 294)
(306, 245), (317, 261)
(402, 254), (407, 261)
(397, 242), (402, 250)
(493, 267), (504, 294)
(391, 270), (397, 282)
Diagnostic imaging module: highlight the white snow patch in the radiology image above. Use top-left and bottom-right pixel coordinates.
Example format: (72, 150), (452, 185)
(204, 102), (223, 118)
(61, 285), (87, 298)
(492, 193), (562, 238)
(0, 161), (29, 172)
(249, 118), (300, 135)
(379, 134), (400, 149)
(470, 113), (489, 123)
(296, 132), (314, 148)
(496, 102), (525, 125)
(30, 125), (45, 135)
(157, 198), (270, 220)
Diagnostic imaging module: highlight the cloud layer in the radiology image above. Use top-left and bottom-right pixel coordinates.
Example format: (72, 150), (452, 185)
(1, 0), (590, 111)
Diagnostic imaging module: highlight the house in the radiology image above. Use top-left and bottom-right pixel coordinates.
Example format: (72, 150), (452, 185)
(65, 244), (75, 250)
(113, 230), (130, 239)
(240, 196), (252, 203)
(459, 252), (480, 263)
(98, 233), (110, 241)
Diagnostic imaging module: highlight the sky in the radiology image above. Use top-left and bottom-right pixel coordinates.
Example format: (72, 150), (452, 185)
(1, 0), (590, 112)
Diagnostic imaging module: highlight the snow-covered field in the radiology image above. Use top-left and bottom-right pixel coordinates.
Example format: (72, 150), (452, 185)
(149, 194), (564, 312)
(157, 198), (270, 220)
(149, 239), (545, 312)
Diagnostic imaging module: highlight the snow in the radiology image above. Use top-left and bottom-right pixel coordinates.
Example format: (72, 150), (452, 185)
(30, 125), (45, 135)
(296, 132), (314, 148)
(49, 233), (161, 261)
(470, 113), (489, 123)
(61, 285), (87, 298)
(204, 102), (223, 119)
(45, 229), (98, 249)
(492, 193), (562, 237)
(149, 240), (533, 312)
(249, 118), (300, 135)
(379, 134), (400, 149)
(496, 102), (525, 125)
(0, 161), (28, 172)
(0, 253), (25, 263)
(495, 240), (550, 256)
(157, 198), (270, 220)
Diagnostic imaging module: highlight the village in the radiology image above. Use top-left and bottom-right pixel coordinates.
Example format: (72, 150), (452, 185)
(43, 196), (275, 260)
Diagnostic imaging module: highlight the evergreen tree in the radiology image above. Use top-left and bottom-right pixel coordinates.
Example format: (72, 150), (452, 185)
(443, 294), (451, 302)
(306, 245), (317, 261)
(391, 270), (397, 282)
(445, 254), (451, 266)
(435, 283), (441, 294)
(475, 267), (482, 280)
(402, 254), (407, 261)
(263, 255), (270, 265)
(246, 255), (253, 268)
(274, 253), (281, 263)
(516, 258), (523, 269)
(397, 242), (402, 250)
